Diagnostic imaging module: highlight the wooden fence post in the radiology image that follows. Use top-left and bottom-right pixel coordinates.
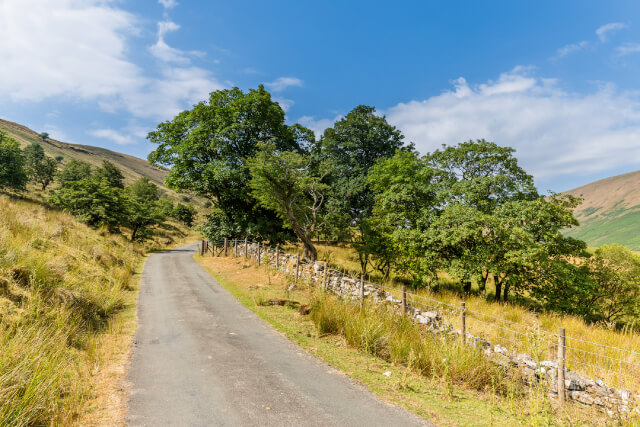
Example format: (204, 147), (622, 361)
(360, 275), (365, 307)
(200, 240), (204, 256)
(295, 253), (300, 282)
(558, 327), (566, 404)
(402, 284), (407, 314)
(213, 244), (216, 257)
(461, 302), (466, 344)
(233, 239), (237, 257)
(275, 244), (280, 272)
(258, 243), (261, 266)
(323, 262), (328, 291)
(244, 238), (248, 259)
(223, 238), (228, 257)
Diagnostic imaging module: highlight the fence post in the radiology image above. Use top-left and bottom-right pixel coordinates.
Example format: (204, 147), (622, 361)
(233, 239), (237, 257)
(275, 244), (280, 271)
(258, 243), (261, 266)
(200, 240), (204, 256)
(558, 327), (566, 404)
(461, 302), (466, 344)
(360, 275), (365, 307)
(244, 238), (248, 259)
(323, 262), (328, 291)
(223, 238), (228, 257)
(402, 284), (407, 314)
(213, 244), (216, 257)
(295, 253), (300, 282)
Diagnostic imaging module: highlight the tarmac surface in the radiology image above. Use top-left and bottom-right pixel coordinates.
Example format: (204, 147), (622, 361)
(126, 242), (433, 426)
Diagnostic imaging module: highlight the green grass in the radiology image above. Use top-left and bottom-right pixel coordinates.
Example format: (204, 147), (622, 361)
(197, 255), (621, 426)
(565, 209), (640, 250)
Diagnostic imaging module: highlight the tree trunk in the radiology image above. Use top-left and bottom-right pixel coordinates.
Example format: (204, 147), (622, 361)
(463, 280), (472, 294)
(480, 270), (489, 294)
(286, 208), (317, 261)
(494, 280), (502, 302)
(503, 283), (510, 302)
(131, 227), (138, 241)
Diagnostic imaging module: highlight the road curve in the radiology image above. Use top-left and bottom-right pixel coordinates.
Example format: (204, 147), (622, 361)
(126, 243), (432, 426)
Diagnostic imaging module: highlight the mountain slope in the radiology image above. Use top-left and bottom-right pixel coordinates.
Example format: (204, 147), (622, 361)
(564, 170), (640, 250)
(0, 118), (204, 207)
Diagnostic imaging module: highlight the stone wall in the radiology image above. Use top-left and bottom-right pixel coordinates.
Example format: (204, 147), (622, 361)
(225, 242), (637, 415)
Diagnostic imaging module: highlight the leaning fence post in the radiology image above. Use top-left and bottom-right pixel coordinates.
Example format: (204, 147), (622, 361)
(275, 244), (280, 271)
(461, 302), (466, 344)
(402, 284), (407, 314)
(558, 327), (566, 404)
(295, 253), (300, 282)
(223, 238), (228, 257)
(360, 275), (365, 307)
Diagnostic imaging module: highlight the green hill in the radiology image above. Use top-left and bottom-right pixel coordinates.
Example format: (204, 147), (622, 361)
(564, 170), (640, 250)
(0, 118), (205, 207)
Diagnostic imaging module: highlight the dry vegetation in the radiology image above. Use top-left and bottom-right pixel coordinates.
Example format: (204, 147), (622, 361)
(198, 254), (630, 426)
(0, 194), (197, 426)
(284, 242), (640, 394)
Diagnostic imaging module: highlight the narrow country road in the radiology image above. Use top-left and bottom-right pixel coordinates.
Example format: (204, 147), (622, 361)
(126, 243), (432, 427)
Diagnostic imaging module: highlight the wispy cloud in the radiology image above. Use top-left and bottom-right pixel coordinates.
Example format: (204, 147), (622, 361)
(265, 77), (303, 92)
(553, 41), (589, 59)
(89, 128), (136, 145)
(615, 42), (640, 56)
(383, 67), (640, 188)
(158, 0), (178, 10)
(596, 22), (628, 42)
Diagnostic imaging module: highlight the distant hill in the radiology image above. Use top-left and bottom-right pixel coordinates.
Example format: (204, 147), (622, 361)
(564, 170), (640, 250)
(0, 118), (205, 208)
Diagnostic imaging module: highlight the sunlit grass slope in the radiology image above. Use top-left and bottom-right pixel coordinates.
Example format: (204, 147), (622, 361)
(0, 195), (144, 425)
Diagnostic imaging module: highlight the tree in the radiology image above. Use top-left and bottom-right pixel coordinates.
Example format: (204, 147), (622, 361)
(39, 132), (49, 141)
(317, 105), (411, 272)
(172, 203), (197, 226)
(247, 142), (327, 261)
(124, 178), (166, 241)
(587, 244), (640, 324)
(148, 85), (312, 242)
(50, 174), (125, 230)
(23, 143), (57, 190)
(57, 160), (92, 188)
(0, 131), (28, 192)
(94, 160), (124, 189)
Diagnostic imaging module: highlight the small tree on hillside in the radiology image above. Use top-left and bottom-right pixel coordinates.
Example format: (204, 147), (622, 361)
(24, 143), (57, 190)
(124, 178), (166, 241)
(57, 160), (92, 188)
(39, 132), (49, 141)
(0, 131), (28, 192)
(172, 203), (197, 227)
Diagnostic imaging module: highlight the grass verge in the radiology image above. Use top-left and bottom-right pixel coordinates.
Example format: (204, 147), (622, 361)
(196, 254), (620, 427)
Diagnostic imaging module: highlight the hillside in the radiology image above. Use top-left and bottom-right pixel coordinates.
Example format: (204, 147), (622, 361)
(0, 118), (205, 207)
(564, 170), (640, 250)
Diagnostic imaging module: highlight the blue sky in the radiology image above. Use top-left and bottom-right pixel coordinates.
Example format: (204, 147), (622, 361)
(2, 1), (640, 192)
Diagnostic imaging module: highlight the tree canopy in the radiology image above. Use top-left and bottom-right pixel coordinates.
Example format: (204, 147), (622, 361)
(0, 132), (28, 192)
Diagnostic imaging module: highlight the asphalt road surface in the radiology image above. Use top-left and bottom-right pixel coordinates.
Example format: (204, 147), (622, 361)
(126, 243), (433, 426)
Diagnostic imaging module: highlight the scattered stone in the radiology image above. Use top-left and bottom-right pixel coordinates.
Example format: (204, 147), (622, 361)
(382, 371), (392, 377)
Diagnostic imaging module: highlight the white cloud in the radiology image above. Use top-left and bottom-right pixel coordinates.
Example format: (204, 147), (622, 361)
(384, 67), (640, 185)
(298, 114), (343, 139)
(0, 0), (224, 122)
(596, 22), (628, 42)
(0, 0), (141, 101)
(615, 42), (640, 56)
(89, 128), (136, 145)
(554, 41), (589, 59)
(265, 77), (303, 92)
(273, 97), (294, 112)
(158, 0), (178, 9)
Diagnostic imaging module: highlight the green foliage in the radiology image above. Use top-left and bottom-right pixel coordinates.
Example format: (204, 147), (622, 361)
(587, 244), (640, 324)
(247, 142), (327, 260)
(124, 178), (166, 241)
(94, 160), (124, 189)
(57, 160), (92, 188)
(38, 131), (49, 140)
(172, 203), (197, 226)
(0, 131), (28, 192)
(148, 85), (311, 241)
(24, 142), (58, 190)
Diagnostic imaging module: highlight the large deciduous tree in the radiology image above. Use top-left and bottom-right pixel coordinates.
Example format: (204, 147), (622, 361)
(147, 86), (313, 242)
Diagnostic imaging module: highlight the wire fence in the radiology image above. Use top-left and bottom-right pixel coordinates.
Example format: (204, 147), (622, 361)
(201, 238), (639, 397)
